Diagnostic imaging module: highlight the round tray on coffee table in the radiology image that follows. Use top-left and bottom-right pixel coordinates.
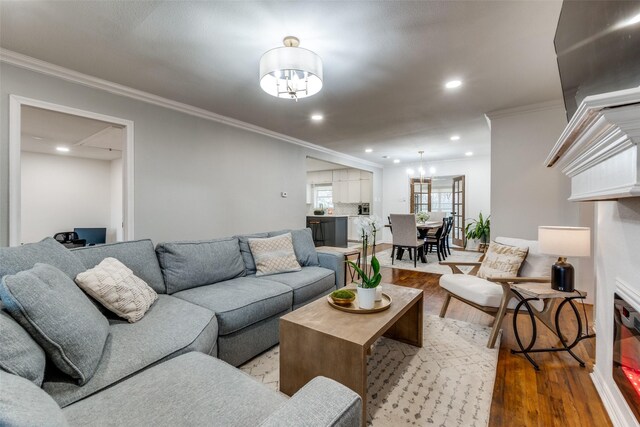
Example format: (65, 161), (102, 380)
(327, 292), (392, 314)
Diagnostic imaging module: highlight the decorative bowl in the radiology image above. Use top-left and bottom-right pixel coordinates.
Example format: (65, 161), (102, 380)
(330, 289), (356, 305)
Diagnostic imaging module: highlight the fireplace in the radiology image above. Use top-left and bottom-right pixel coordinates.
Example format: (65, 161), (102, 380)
(613, 293), (640, 422)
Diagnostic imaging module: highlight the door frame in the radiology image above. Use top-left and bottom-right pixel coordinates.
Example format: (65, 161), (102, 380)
(451, 175), (465, 247)
(9, 95), (135, 246)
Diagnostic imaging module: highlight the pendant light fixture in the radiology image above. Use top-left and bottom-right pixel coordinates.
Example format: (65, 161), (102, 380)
(259, 36), (323, 101)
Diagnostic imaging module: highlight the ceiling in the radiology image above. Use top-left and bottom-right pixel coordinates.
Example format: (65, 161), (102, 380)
(1, 1), (564, 165)
(21, 106), (123, 161)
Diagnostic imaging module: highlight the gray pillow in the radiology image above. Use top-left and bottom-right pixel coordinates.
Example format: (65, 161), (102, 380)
(0, 369), (69, 427)
(269, 228), (320, 267)
(0, 310), (46, 386)
(235, 232), (269, 274)
(0, 264), (109, 385)
(156, 238), (246, 294)
(0, 237), (86, 280)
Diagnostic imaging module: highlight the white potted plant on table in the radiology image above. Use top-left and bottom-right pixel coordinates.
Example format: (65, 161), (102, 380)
(347, 216), (382, 309)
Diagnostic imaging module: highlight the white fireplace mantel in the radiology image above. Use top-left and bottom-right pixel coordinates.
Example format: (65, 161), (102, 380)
(545, 86), (640, 201)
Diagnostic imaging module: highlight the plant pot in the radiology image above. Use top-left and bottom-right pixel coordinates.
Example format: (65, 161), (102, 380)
(357, 286), (377, 309)
(375, 284), (383, 302)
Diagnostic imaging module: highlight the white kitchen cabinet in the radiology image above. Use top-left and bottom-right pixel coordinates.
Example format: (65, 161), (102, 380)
(347, 180), (360, 203)
(333, 181), (347, 203)
(317, 170), (332, 183)
(348, 169), (361, 181)
(306, 183), (312, 204)
(360, 180), (372, 203)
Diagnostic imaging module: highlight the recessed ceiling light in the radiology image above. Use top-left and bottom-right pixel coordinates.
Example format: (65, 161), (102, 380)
(450, 135), (460, 141)
(465, 151), (473, 156)
(365, 148), (373, 153)
(311, 114), (324, 121)
(56, 146), (70, 152)
(445, 80), (462, 89)
(393, 159), (400, 164)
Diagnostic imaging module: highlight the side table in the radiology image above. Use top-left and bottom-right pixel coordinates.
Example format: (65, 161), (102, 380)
(315, 246), (361, 285)
(510, 282), (596, 370)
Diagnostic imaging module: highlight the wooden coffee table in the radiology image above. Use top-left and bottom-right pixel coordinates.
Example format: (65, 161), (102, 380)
(279, 283), (424, 425)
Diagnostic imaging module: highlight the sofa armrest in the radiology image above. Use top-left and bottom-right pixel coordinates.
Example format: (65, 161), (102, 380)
(259, 376), (362, 427)
(317, 252), (346, 289)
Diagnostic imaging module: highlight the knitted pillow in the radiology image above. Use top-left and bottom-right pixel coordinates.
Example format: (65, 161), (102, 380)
(75, 257), (158, 323)
(248, 233), (302, 277)
(477, 241), (528, 279)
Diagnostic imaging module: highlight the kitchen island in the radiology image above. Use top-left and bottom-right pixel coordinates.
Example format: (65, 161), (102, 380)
(306, 215), (348, 248)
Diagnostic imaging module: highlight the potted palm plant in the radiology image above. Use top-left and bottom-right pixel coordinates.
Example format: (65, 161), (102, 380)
(347, 216), (382, 309)
(465, 212), (491, 251)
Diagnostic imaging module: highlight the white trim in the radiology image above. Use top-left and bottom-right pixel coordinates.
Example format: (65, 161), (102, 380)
(485, 99), (565, 121)
(0, 48), (382, 169)
(9, 95), (135, 246)
(591, 368), (636, 427)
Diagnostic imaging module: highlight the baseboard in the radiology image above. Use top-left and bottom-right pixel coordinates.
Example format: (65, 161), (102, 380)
(591, 368), (639, 427)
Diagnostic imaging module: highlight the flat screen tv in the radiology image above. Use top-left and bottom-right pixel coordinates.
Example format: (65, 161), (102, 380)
(74, 228), (107, 246)
(555, 1), (640, 120)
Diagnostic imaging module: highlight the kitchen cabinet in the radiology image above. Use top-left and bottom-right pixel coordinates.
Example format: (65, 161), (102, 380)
(333, 181), (347, 203)
(347, 180), (360, 203)
(306, 183), (312, 204)
(307, 171), (332, 184)
(360, 180), (372, 203)
(347, 169), (361, 181)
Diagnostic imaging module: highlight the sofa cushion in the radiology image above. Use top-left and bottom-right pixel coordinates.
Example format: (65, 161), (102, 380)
(440, 274), (543, 311)
(0, 370), (69, 427)
(75, 257), (158, 323)
(156, 238), (246, 294)
(43, 295), (217, 407)
(0, 264), (109, 386)
(495, 237), (556, 278)
(0, 237), (85, 280)
(477, 241), (528, 279)
(235, 232), (269, 275)
(63, 352), (286, 427)
(0, 310), (46, 386)
(249, 233), (302, 277)
(173, 276), (292, 336)
(269, 228), (320, 266)
(72, 239), (166, 293)
(264, 266), (335, 307)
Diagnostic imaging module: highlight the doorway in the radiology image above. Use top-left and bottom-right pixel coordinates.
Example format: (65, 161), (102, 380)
(9, 95), (134, 246)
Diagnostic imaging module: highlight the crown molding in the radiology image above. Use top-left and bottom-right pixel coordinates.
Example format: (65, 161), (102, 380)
(0, 48), (382, 169)
(485, 99), (565, 121)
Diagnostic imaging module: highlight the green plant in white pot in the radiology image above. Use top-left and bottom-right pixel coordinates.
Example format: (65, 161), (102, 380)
(347, 216), (382, 309)
(465, 212), (491, 250)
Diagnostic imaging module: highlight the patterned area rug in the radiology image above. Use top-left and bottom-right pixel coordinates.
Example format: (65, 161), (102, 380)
(371, 248), (482, 275)
(240, 315), (500, 426)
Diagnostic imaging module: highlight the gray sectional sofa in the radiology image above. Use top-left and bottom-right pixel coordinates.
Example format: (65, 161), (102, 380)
(0, 228), (360, 426)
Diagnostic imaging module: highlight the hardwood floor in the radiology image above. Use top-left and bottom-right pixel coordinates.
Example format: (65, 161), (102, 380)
(364, 245), (612, 427)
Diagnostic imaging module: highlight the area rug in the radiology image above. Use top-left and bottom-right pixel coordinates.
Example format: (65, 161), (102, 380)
(370, 248), (482, 275)
(240, 315), (500, 427)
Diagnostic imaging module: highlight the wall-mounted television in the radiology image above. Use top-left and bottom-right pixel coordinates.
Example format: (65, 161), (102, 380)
(555, 1), (640, 120)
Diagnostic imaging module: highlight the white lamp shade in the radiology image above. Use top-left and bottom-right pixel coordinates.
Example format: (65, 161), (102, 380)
(538, 226), (591, 257)
(259, 46), (323, 99)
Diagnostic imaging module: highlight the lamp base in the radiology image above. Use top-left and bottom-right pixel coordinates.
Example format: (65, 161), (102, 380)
(551, 257), (574, 292)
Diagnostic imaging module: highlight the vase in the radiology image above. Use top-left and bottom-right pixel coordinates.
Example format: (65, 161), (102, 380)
(357, 286), (377, 309)
(375, 284), (383, 302)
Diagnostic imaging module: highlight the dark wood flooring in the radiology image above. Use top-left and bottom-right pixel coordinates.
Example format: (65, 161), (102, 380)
(365, 244), (612, 427)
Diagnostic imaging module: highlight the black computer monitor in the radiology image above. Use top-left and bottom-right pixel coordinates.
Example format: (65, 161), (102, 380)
(74, 228), (107, 246)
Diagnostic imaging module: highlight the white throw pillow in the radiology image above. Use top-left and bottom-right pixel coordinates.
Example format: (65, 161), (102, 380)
(248, 233), (302, 277)
(477, 241), (528, 279)
(75, 257), (158, 323)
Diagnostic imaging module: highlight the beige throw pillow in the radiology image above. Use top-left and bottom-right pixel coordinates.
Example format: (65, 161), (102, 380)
(75, 257), (158, 323)
(248, 233), (302, 277)
(477, 241), (528, 279)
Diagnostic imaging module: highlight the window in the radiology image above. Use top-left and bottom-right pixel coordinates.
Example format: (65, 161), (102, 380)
(430, 187), (453, 212)
(314, 185), (333, 209)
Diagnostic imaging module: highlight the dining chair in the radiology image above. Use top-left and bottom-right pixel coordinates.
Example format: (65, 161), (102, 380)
(442, 217), (454, 256)
(424, 218), (446, 261)
(390, 214), (425, 268)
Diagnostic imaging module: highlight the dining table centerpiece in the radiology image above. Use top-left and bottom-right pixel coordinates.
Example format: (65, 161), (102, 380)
(416, 211), (430, 224)
(347, 216), (382, 309)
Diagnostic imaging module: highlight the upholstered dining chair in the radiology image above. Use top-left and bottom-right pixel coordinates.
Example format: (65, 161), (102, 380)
(390, 214), (425, 268)
(438, 237), (556, 348)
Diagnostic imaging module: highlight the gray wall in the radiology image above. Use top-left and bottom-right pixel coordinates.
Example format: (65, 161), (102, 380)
(0, 63), (382, 245)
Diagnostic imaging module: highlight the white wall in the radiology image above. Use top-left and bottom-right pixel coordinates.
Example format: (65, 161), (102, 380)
(20, 151), (112, 243)
(110, 157), (123, 242)
(0, 62), (382, 245)
(381, 155), (491, 243)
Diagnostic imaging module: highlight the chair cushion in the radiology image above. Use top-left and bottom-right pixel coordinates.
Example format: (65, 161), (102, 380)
(0, 370), (69, 427)
(264, 267), (335, 307)
(0, 237), (85, 280)
(72, 239), (166, 293)
(0, 264), (109, 385)
(62, 352), (286, 427)
(43, 295), (217, 407)
(235, 232), (270, 275)
(495, 237), (556, 278)
(75, 257), (158, 323)
(173, 277), (292, 335)
(440, 274), (543, 311)
(269, 228), (320, 267)
(477, 241), (528, 279)
(156, 238), (246, 294)
(0, 310), (46, 386)
(249, 233), (302, 277)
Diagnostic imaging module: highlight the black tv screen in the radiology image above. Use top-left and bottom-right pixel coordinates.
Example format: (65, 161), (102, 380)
(555, 1), (640, 120)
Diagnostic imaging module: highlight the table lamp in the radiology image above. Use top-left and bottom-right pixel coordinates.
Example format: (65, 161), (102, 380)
(538, 226), (591, 292)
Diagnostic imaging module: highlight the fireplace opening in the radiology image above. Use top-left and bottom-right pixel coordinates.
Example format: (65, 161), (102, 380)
(613, 292), (640, 421)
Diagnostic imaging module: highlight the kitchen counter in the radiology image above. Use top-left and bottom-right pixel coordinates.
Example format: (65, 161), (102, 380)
(306, 216), (348, 248)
